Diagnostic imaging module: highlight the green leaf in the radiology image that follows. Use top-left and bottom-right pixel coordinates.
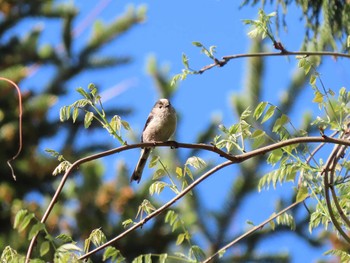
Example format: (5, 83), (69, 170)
(347, 35), (350, 48)
(240, 107), (251, 120)
(72, 107), (79, 123)
(149, 181), (168, 195)
(40, 241), (50, 257)
(149, 155), (159, 168)
(13, 209), (27, 229)
(182, 53), (189, 69)
(190, 245), (206, 261)
(109, 115), (121, 133)
(19, 213), (35, 232)
(103, 246), (122, 261)
(176, 233), (185, 245)
(76, 87), (91, 100)
(296, 185), (309, 202)
(56, 233), (74, 243)
(251, 129), (265, 139)
(324, 249), (350, 261)
(159, 254), (168, 263)
(175, 167), (183, 178)
(246, 220), (255, 226)
(185, 156), (206, 169)
(218, 249), (226, 258)
(309, 74), (317, 85)
(312, 91), (323, 103)
(272, 114), (289, 133)
(261, 105), (276, 124)
(121, 120), (131, 131)
(28, 222), (45, 240)
(89, 228), (107, 247)
(122, 219), (134, 228)
(192, 41), (203, 47)
(59, 106), (67, 122)
(144, 254), (152, 263)
(84, 111), (94, 128)
(253, 101), (268, 120)
(267, 149), (283, 165)
(153, 169), (166, 180)
(251, 129), (266, 148)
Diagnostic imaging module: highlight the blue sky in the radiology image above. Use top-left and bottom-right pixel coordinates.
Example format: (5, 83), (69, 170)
(15, 0), (350, 261)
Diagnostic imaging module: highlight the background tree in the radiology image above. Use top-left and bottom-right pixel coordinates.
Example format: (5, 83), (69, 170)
(1, 0), (350, 262)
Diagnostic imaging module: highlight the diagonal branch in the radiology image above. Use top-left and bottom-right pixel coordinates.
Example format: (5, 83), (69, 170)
(202, 196), (309, 263)
(78, 160), (233, 260)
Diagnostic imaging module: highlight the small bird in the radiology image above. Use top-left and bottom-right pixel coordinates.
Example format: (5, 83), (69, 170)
(130, 98), (177, 183)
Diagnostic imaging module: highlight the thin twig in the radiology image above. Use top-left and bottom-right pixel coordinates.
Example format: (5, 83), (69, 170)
(0, 77), (22, 181)
(198, 50), (350, 74)
(202, 196), (309, 263)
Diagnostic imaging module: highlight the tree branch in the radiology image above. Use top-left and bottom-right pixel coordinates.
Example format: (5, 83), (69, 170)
(25, 136), (350, 261)
(78, 160), (233, 260)
(198, 50), (350, 74)
(202, 196), (309, 263)
(0, 77), (22, 181)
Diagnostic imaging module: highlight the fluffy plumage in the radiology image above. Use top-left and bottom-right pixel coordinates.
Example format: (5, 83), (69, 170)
(130, 99), (177, 183)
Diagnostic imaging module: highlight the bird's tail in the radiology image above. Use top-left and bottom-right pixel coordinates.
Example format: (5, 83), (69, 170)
(130, 148), (150, 183)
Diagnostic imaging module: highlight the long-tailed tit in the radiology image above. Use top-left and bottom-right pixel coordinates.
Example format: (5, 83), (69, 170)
(130, 98), (177, 183)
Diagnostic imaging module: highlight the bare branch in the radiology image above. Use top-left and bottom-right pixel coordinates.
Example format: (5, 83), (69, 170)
(203, 196), (309, 263)
(198, 50), (350, 74)
(0, 77), (23, 181)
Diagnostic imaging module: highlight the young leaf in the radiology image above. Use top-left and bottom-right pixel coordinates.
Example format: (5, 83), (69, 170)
(153, 169), (166, 180)
(13, 209), (27, 229)
(149, 181), (168, 195)
(261, 105), (276, 124)
(76, 87), (91, 100)
(296, 185), (309, 202)
(267, 149), (283, 165)
(159, 254), (168, 263)
(28, 222), (45, 240)
(218, 249), (226, 258)
(40, 241), (50, 257)
(312, 91), (324, 103)
(253, 101), (268, 120)
(190, 245), (206, 261)
(176, 233), (185, 245)
(103, 246), (124, 262)
(56, 233), (74, 243)
(192, 41), (203, 47)
(84, 111), (94, 128)
(19, 213), (35, 232)
(185, 156), (206, 169)
(72, 107), (79, 123)
(122, 219), (134, 228)
(149, 155), (160, 168)
(182, 53), (190, 69)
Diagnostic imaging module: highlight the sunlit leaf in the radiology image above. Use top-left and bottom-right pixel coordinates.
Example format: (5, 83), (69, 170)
(312, 91), (323, 103)
(84, 111), (94, 128)
(296, 185), (309, 202)
(253, 101), (268, 120)
(40, 241), (50, 257)
(261, 105), (276, 124)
